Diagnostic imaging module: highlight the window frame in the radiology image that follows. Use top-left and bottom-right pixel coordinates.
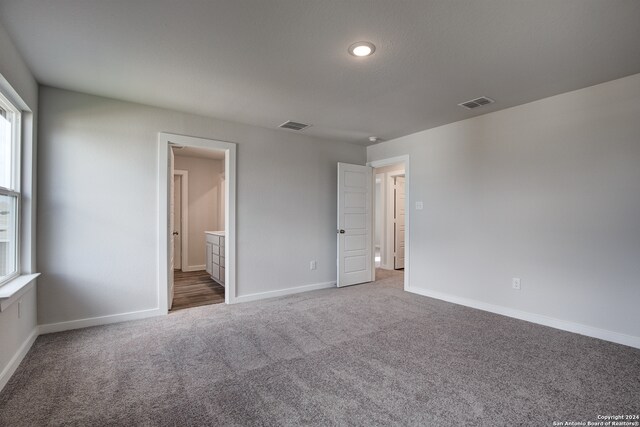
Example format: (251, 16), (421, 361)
(0, 90), (22, 287)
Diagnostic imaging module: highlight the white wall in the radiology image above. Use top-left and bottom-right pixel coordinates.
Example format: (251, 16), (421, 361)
(0, 26), (37, 110)
(0, 285), (37, 390)
(37, 86), (365, 326)
(368, 73), (640, 346)
(174, 154), (224, 269)
(0, 22), (39, 390)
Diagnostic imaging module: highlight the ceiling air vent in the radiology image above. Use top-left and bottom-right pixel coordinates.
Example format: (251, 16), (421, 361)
(458, 96), (495, 110)
(279, 120), (311, 131)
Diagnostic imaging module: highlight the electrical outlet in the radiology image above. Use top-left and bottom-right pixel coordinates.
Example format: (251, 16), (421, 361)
(512, 278), (521, 290)
(415, 201), (424, 210)
(310, 260), (317, 270)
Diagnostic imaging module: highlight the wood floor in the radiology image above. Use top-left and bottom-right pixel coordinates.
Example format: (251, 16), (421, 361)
(171, 270), (225, 312)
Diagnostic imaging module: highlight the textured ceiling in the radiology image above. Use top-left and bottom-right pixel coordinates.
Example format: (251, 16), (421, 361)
(1, 0), (639, 146)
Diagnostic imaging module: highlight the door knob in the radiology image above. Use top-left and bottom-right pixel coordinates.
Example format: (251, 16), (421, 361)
(173, 231), (179, 236)
(338, 229), (345, 234)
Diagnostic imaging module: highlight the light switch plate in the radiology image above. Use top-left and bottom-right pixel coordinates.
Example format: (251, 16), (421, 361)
(415, 201), (424, 210)
(512, 278), (521, 290)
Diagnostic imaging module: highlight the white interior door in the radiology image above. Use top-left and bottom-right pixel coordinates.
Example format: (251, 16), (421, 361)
(394, 176), (405, 269)
(168, 147), (175, 310)
(337, 162), (373, 287)
(173, 175), (182, 270)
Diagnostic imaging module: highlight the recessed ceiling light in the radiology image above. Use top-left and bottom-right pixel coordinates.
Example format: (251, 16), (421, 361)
(348, 41), (376, 57)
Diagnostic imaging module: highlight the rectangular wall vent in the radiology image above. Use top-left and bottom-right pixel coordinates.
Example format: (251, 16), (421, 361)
(458, 96), (495, 110)
(279, 120), (311, 131)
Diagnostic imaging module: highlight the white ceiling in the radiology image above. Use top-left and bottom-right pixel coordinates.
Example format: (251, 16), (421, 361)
(173, 146), (225, 160)
(1, 0), (639, 146)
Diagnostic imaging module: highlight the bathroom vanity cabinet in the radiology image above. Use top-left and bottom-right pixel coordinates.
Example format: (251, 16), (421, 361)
(205, 231), (225, 286)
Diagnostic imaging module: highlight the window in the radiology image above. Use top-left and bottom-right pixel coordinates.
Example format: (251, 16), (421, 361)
(0, 91), (20, 286)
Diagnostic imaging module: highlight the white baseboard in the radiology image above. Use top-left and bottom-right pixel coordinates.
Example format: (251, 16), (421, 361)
(406, 286), (640, 349)
(181, 265), (206, 272)
(38, 308), (165, 335)
(0, 327), (38, 392)
(236, 281), (336, 304)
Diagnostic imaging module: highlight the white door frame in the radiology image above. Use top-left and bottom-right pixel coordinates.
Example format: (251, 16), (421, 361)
(158, 132), (237, 311)
(368, 155), (410, 291)
(173, 169), (189, 271)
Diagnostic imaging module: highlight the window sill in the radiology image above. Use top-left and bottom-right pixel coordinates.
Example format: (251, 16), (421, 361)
(0, 273), (40, 312)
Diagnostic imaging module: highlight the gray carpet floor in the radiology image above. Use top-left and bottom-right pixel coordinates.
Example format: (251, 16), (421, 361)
(1, 269), (639, 426)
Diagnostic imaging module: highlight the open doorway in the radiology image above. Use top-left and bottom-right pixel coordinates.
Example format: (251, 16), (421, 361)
(158, 133), (237, 314)
(170, 146), (226, 311)
(369, 156), (410, 291)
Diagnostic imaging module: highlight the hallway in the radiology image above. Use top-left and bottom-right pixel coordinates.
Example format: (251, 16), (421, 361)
(171, 270), (224, 312)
